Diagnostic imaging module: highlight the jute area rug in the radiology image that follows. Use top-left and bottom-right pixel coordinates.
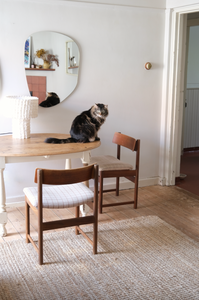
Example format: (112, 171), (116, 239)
(1, 216), (199, 300)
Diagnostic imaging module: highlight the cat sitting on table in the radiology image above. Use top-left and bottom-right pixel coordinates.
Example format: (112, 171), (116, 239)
(45, 103), (109, 144)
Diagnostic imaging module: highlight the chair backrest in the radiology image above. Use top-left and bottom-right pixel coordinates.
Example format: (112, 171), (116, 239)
(112, 132), (137, 151)
(112, 132), (140, 170)
(34, 164), (98, 185)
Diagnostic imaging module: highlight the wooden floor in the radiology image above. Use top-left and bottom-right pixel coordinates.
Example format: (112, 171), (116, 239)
(176, 150), (199, 196)
(1, 185), (199, 243)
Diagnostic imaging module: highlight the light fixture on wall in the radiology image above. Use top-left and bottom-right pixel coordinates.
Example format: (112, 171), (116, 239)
(3, 96), (38, 139)
(145, 62), (152, 70)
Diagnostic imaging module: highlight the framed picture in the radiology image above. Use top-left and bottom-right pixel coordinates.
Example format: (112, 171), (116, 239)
(24, 37), (31, 68)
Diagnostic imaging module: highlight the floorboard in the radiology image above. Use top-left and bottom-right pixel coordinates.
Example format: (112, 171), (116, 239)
(3, 185), (199, 243)
(176, 150), (199, 196)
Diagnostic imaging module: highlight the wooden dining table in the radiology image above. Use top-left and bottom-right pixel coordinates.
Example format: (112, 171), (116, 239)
(0, 133), (101, 236)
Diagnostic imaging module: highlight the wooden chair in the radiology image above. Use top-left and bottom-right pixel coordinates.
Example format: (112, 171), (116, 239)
(23, 164), (98, 265)
(90, 132), (140, 213)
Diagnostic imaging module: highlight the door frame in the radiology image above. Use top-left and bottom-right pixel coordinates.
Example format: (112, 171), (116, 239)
(160, 4), (199, 186)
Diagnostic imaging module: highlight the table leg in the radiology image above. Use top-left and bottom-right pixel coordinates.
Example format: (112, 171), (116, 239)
(80, 152), (91, 217)
(80, 162), (91, 216)
(65, 154), (91, 217)
(65, 158), (71, 169)
(0, 167), (7, 237)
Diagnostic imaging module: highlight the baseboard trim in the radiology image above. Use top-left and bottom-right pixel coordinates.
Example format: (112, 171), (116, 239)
(5, 177), (160, 207)
(183, 147), (199, 152)
(6, 196), (25, 207)
(139, 177), (160, 187)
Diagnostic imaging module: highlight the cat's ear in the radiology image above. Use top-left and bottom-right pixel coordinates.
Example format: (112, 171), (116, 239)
(94, 103), (98, 108)
(105, 104), (108, 109)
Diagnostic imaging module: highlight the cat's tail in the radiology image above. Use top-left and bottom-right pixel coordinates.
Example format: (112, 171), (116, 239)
(44, 137), (77, 144)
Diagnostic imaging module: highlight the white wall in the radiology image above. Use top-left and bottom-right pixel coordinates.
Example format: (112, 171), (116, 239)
(187, 25), (199, 88)
(182, 24), (199, 148)
(166, 0), (199, 8)
(0, 0), (165, 203)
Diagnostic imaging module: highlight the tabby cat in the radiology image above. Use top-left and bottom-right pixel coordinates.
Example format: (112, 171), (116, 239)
(39, 92), (60, 108)
(45, 103), (109, 144)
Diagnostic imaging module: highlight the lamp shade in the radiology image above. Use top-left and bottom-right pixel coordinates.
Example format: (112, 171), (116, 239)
(3, 96), (39, 139)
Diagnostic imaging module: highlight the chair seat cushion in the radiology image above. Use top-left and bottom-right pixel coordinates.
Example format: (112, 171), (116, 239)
(89, 155), (133, 171)
(23, 183), (94, 209)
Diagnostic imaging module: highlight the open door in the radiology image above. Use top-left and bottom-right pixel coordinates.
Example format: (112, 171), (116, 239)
(177, 15), (199, 195)
(182, 16), (199, 152)
(159, 5), (199, 187)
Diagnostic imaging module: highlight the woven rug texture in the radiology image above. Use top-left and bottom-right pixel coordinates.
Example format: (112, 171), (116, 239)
(1, 215), (199, 300)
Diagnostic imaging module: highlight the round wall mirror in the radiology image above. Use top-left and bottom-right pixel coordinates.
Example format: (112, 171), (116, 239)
(24, 31), (80, 107)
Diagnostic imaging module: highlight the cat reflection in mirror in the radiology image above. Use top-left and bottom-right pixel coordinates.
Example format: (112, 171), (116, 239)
(39, 92), (60, 108)
(45, 103), (109, 144)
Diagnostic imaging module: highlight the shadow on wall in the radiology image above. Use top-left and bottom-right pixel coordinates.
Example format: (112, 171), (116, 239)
(32, 104), (75, 134)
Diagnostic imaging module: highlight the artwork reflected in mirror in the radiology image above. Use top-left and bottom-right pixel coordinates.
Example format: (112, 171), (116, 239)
(24, 31), (80, 107)
(24, 37), (31, 68)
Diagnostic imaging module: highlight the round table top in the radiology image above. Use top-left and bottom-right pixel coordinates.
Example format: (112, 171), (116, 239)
(0, 133), (101, 157)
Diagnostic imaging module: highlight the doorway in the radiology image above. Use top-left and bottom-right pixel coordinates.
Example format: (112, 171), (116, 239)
(160, 5), (199, 188)
(177, 13), (199, 196)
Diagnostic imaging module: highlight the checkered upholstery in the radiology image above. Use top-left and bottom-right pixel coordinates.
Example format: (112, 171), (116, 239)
(89, 155), (133, 171)
(23, 183), (94, 209)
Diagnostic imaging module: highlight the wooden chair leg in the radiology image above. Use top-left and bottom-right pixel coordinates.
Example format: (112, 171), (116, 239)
(93, 221), (98, 254)
(93, 174), (98, 254)
(25, 200), (30, 244)
(99, 174), (103, 214)
(75, 206), (79, 235)
(38, 207), (43, 265)
(38, 226), (43, 265)
(134, 176), (138, 209)
(116, 177), (119, 196)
